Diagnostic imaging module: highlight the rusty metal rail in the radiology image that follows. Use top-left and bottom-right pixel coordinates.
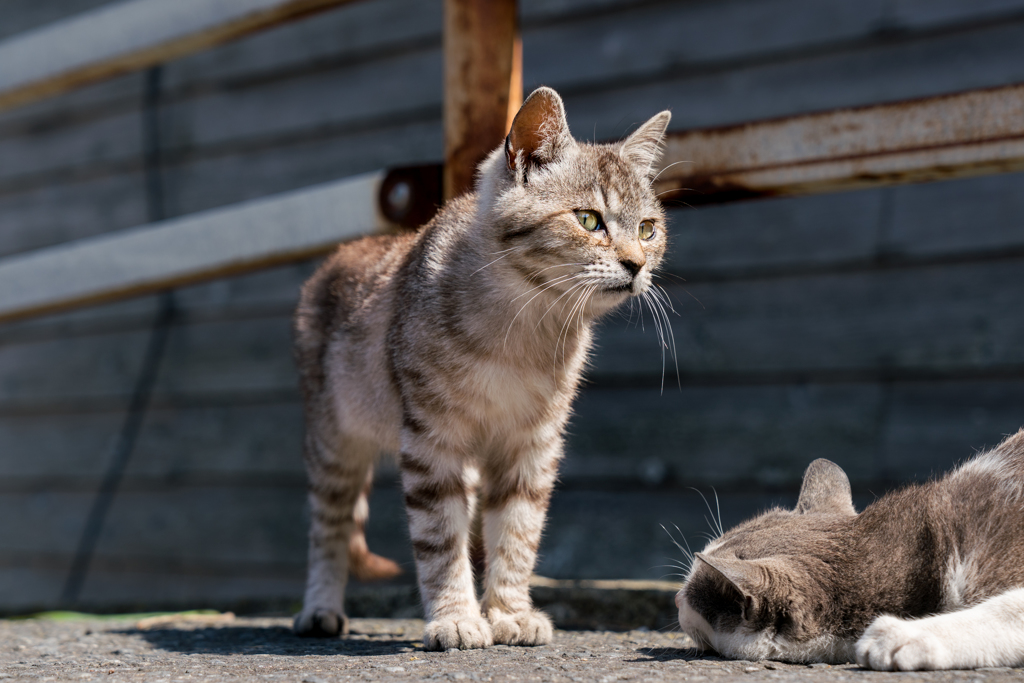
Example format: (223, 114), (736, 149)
(654, 83), (1024, 204)
(443, 0), (521, 200)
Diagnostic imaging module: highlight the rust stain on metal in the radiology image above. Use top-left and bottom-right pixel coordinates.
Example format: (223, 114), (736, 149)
(443, 0), (520, 201)
(654, 82), (1024, 205)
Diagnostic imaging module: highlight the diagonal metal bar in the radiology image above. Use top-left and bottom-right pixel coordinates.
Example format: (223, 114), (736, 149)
(0, 170), (390, 325)
(654, 82), (1024, 204)
(0, 0), (364, 113)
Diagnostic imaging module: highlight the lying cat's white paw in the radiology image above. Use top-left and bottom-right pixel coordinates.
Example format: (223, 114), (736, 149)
(423, 616), (494, 650)
(856, 615), (950, 671)
(488, 608), (554, 646)
(293, 607), (349, 637)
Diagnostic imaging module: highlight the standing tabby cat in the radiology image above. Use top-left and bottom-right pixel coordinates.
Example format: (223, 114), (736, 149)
(293, 87), (672, 650)
(675, 430), (1024, 670)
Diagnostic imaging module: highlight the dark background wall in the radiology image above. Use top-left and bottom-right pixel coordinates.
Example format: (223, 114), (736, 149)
(1, 0), (1023, 614)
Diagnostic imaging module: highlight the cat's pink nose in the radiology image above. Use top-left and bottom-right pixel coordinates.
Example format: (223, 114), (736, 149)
(674, 591), (683, 608)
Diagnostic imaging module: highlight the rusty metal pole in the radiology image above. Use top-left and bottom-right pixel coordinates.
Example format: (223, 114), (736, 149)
(443, 0), (521, 201)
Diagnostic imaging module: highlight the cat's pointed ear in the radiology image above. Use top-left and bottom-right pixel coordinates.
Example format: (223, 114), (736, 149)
(695, 553), (766, 621)
(620, 111), (672, 177)
(796, 459), (856, 516)
(505, 87), (573, 181)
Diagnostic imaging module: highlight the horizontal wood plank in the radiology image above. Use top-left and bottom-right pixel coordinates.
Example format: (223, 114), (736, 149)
(566, 384), (881, 489)
(568, 380), (1024, 488)
(525, 0), (884, 93)
(0, 328), (150, 405)
(0, 262), (309, 346)
(0, 1), (115, 42)
(0, 0), (364, 113)
(5, 256), (1024, 405)
(0, 413), (124, 481)
(0, 104), (142, 188)
(151, 316), (298, 399)
(665, 170), (1024, 278)
(568, 18), (1024, 141)
(94, 487), (308, 563)
(0, 171), (388, 324)
(130, 403), (306, 479)
(1, 382), (1020, 609)
(161, 120), (441, 217)
(0, 296), (161, 347)
(0, 402), (306, 484)
(3, 379), (1015, 493)
(0, 566), (72, 613)
(592, 258), (1024, 380)
(0, 172), (148, 260)
(158, 48), (442, 156)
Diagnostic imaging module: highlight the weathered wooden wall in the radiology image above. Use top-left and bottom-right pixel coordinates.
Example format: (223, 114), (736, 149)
(2, 0), (1024, 613)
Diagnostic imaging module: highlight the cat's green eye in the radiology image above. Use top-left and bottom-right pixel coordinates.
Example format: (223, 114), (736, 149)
(639, 220), (656, 240)
(575, 210), (602, 231)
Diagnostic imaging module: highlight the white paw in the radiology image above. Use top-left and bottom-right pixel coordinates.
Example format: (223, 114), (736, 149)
(293, 607), (349, 637)
(488, 608), (554, 646)
(856, 615), (949, 671)
(423, 616), (494, 650)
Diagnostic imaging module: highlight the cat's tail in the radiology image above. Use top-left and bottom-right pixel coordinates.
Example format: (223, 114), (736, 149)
(349, 537), (402, 581)
(348, 471), (402, 582)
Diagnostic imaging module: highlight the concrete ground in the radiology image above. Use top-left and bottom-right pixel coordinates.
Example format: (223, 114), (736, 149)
(2, 615), (1024, 683)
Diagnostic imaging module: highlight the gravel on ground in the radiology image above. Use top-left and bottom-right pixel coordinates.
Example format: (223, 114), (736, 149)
(2, 615), (1023, 683)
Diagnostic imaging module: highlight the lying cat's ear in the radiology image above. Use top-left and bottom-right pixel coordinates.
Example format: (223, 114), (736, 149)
(505, 87), (574, 182)
(620, 111), (672, 177)
(695, 553), (766, 621)
(796, 459), (856, 516)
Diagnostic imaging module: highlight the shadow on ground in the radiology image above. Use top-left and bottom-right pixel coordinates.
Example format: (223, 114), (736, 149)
(122, 625), (420, 657)
(631, 646), (713, 663)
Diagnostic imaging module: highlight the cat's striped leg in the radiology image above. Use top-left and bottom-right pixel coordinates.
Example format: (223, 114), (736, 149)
(400, 434), (490, 650)
(480, 439), (559, 646)
(294, 422), (377, 638)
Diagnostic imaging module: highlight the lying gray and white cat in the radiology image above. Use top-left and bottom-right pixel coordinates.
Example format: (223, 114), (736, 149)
(675, 430), (1024, 670)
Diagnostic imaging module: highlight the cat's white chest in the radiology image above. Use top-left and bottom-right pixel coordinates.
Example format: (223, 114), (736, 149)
(466, 360), (563, 425)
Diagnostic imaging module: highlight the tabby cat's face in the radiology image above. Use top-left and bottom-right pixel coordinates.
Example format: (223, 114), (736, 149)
(479, 87), (672, 318)
(497, 145), (667, 314)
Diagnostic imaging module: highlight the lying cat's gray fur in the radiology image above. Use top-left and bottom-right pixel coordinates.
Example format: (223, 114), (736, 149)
(675, 429), (1024, 670)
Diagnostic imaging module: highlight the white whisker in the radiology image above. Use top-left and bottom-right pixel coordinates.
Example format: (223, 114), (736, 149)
(535, 279), (593, 332)
(554, 283), (594, 373)
(647, 286), (680, 391)
(509, 270), (579, 302)
(504, 273), (583, 348)
(651, 159), (694, 183)
(690, 487), (724, 540)
(470, 251), (514, 276)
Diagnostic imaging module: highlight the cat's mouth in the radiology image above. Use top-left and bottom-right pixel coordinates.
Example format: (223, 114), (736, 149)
(604, 283), (634, 294)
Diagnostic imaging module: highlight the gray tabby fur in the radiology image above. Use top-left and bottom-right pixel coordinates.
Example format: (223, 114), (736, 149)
(293, 87), (672, 650)
(675, 429), (1024, 670)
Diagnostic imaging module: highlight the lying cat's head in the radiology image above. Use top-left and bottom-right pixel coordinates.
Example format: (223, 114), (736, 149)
(676, 460), (859, 663)
(476, 87), (672, 316)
